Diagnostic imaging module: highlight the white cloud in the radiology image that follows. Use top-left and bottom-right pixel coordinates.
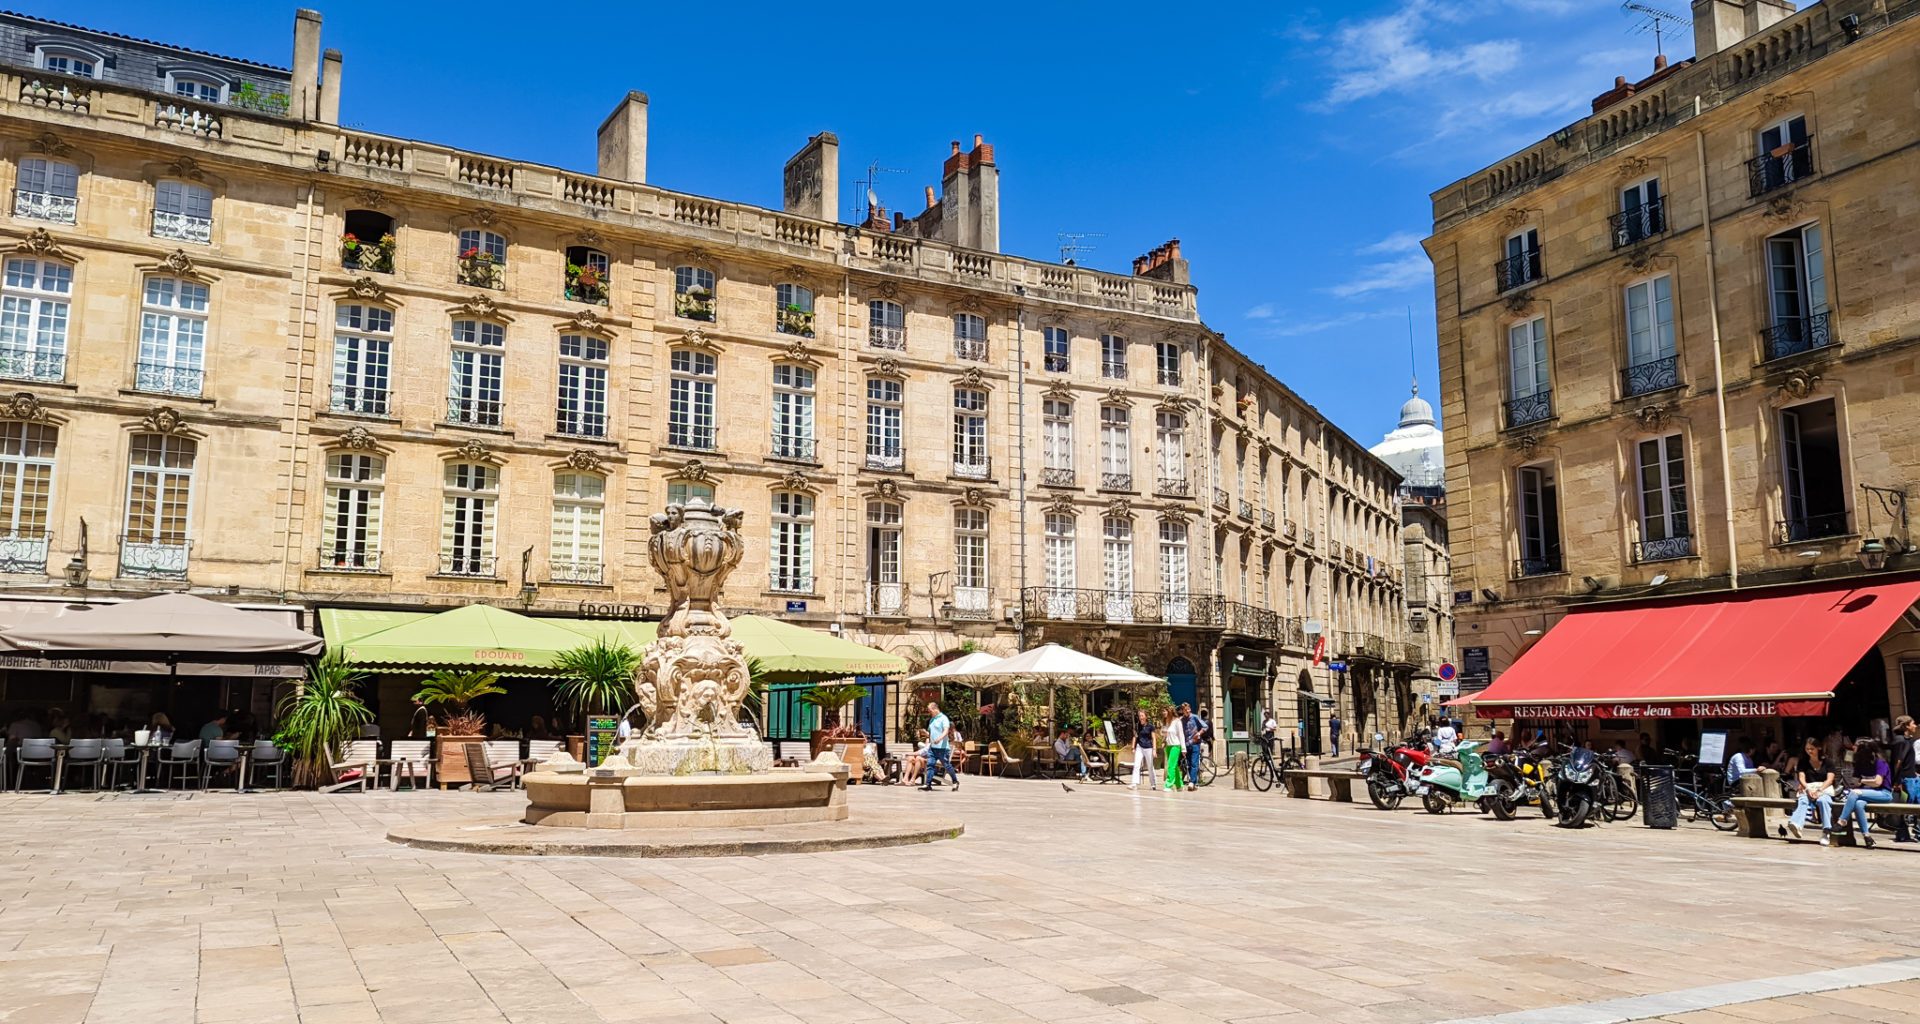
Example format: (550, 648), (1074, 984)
(1323, 3), (1522, 106)
(1244, 303), (1276, 319)
(1266, 310), (1403, 337)
(1362, 230), (1424, 254)
(1329, 255), (1431, 298)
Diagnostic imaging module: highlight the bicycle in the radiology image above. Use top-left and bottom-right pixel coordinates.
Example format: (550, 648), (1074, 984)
(1672, 765), (1738, 830)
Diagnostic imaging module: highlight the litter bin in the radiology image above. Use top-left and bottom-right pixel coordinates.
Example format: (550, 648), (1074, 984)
(1642, 764), (1677, 829)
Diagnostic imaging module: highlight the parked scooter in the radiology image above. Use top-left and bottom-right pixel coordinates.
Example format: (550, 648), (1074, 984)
(1483, 741), (1556, 820)
(1358, 731), (1430, 811)
(1555, 746), (1602, 828)
(1415, 740), (1492, 814)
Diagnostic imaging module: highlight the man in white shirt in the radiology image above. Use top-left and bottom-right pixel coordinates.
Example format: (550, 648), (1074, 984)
(1725, 739), (1760, 786)
(1432, 721), (1458, 754)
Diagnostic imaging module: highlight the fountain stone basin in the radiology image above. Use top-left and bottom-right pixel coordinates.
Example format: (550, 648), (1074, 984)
(522, 763), (849, 830)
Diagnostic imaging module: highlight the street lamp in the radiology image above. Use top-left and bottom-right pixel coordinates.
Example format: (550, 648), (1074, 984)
(1858, 537), (1890, 571)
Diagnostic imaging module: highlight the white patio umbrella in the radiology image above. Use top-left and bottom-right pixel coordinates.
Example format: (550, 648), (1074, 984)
(946, 643), (1163, 691)
(903, 650), (1005, 683)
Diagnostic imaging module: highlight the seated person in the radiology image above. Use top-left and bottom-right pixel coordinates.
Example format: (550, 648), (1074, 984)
(900, 729), (930, 785)
(1054, 729), (1088, 779)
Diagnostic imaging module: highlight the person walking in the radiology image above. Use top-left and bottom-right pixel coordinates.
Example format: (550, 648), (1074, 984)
(1180, 703), (1208, 791)
(1162, 707), (1187, 791)
(1329, 713), (1343, 757)
(919, 701), (958, 791)
(1129, 709), (1157, 790)
(1892, 715), (1919, 843)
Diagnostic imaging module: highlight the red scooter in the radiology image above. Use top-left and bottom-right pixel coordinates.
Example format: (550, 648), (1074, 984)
(1358, 731), (1432, 811)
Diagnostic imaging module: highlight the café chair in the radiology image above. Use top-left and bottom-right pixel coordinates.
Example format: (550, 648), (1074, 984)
(100, 738), (139, 790)
(462, 743), (519, 791)
(249, 740), (288, 790)
(386, 740), (433, 790)
(14, 737), (58, 792)
(323, 739), (379, 793)
(203, 739), (243, 789)
(157, 740), (203, 789)
(61, 738), (107, 792)
(483, 740), (522, 788)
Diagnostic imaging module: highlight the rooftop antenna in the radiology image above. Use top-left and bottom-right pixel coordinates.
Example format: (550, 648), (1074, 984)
(1057, 231), (1105, 265)
(851, 159), (905, 224)
(1622, 2), (1691, 58)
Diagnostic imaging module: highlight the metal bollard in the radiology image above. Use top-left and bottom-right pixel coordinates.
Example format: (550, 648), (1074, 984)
(1232, 752), (1250, 790)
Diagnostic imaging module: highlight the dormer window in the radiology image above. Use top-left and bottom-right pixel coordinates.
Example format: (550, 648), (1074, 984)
(167, 74), (225, 103)
(35, 47), (100, 78)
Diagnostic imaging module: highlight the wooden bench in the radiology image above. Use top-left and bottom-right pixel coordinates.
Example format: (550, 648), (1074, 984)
(1730, 795), (1920, 844)
(1283, 769), (1363, 801)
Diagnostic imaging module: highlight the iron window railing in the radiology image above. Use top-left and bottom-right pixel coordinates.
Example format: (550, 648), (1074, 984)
(1100, 472), (1133, 491)
(865, 444), (904, 471)
(1609, 199), (1666, 249)
(1021, 587), (1227, 629)
(446, 395), (503, 428)
(954, 338), (987, 362)
(1261, 509), (1276, 530)
(548, 561), (604, 585)
(673, 291), (716, 321)
(316, 546), (382, 572)
(554, 413), (607, 439)
(1237, 500), (1254, 520)
(665, 427), (718, 451)
(1512, 555), (1563, 578)
(1504, 388), (1553, 428)
(1157, 368), (1181, 387)
(1761, 311), (1833, 361)
(134, 362), (204, 398)
(1495, 248), (1543, 292)
(120, 537), (190, 580)
(769, 434), (817, 462)
(869, 325), (906, 350)
(0, 529), (51, 573)
(1777, 511), (1850, 544)
(331, 384), (389, 415)
(949, 587), (993, 621)
(867, 582), (907, 617)
(1633, 535), (1693, 562)
(1101, 359), (1127, 380)
(1213, 487), (1230, 509)
(1749, 138), (1814, 197)
(0, 350), (66, 383)
(438, 553), (498, 577)
(1155, 477), (1189, 498)
(151, 210), (213, 244)
(1043, 352), (1069, 372)
(1621, 355), (1680, 397)
(769, 571), (814, 594)
(1042, 467), (1075, 487)
(13, 189), (76, 224)
(952, 457), (991, 480)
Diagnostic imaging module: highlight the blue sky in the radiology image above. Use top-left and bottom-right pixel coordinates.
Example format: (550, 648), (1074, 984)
(54, 0), (1721, 443)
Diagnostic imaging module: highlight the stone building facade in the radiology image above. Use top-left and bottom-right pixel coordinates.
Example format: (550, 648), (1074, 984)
(0, 9), (1417, 748)
(1426, 0), (1920, 734)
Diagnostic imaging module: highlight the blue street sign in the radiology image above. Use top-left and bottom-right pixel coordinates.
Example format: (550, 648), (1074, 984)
(1329, 661), (1348, 672)
(785, 600), (807, 613)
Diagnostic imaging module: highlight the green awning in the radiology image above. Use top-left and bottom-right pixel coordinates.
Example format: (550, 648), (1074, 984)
(318, 608), (432, 646)
(338, 604), (594, 673)
(567, 615), (908, 683)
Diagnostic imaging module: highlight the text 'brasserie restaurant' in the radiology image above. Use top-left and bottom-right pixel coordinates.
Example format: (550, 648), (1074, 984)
(1453, 577), (1920, 757)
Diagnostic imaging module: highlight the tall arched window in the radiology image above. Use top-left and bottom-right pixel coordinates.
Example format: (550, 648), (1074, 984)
(0, 421), (57, 573)
(770, 491), (814, 593)
(952, 508), (989, 617)
(440, 462), (498, 577)
(137, 276), (208, 397)
(866, 500), (902, 615)
(321, 451), (384, 571)
(865, 377), (903, 470)
(776, 283), (814, 337)
(448, 320), (505, 426)
(1042, 399), (1073, 485)
(1043, 513), (1076, 617)
(550, 472), (605, 584)
(868, 300), (905, 350)
(667, 349), (717, 449)
(2, 256), (73, 382)
(952, 313), (986, 361)
(1155, 411), (1185, 495)
(556, 334), (609, 437)
(122, 434), (196, 579)
(673, 266), (716, 321)
(952, 388), (988, 479)
(332, 303), (393, 414)
(1102, 516), (1134, 623)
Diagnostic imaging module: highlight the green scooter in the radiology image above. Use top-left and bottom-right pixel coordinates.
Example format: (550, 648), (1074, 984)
(1415, 740), (1493, 814)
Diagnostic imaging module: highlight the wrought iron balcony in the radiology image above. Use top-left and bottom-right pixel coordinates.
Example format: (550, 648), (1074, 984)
(1495, 248), (1543, 292)
(315, 546), (382, 572)
(1022, 587), (1225, 629)
(151, 210), (212, 244)
(446, 395), (503, 428)
(1776, 511), (1850, 545)
(869, 325), (906, 350)
(1101, 360), (1127, 380)
(1621, 355), (1680, 397)
(1237, 500), (1254, 520)
(1043, 352), (1069, 372)
(134, 362), (204, 398)
(1284, 519), (1298, 540)
(1157, 368), (1182, 387)
(1213, 487), (1230, 509)
(1513, 555), (1564, 578)
(949, 586), (992, 621)
(1223, 601), (1280, 640)
(673, 291), (716, 321)
(776, 307), (815, 337)
(1749, 138), (1814, 197)
(564, 270), (609, 306)
(1282, 617), (1308, 649)
(1042, 467), (1075, 487)
(341, 239), (393, 273)
(1261, 509), (1276, 531)
(0, 529), (50, 573)
(952, 457), (991, 480)
(1633, 535), (1693, 562)
(1155, 477), (1190, 498)
(1303, 528), (1316, 548)
(769, 434), (817, 462)
(1761, 311), (1833, 361)
(0, 349), (65, 383)
(1100, 472), (1133, 492)
(867, 582), (907, 617)
(13, 189), (76, 224)
(665, 426), (718, 451)
(331, 385), (390, 416)
(437, 553), (497, 578)
(548, 561), (604, 585)
(769, 571), (814, 594)
(1504, 388), (1553, 428)
(554, 412), (607, 439)
(1609, 199), (1666, 249)
(953, 338), (987, 362)
(865, 444), (904, 471)
(456, 255), (504, 290)
(120, 537), (190, 580)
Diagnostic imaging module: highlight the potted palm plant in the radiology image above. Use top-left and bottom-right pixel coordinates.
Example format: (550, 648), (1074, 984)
(276, 652), (374, 788)
(553, 638), (641, 760)
(801, 681), (868, 762)
(414, 669), (506, 787)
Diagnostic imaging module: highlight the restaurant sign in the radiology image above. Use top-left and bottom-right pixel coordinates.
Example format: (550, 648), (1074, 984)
(0, 654), (304, 678)
(1479, 699), (1830, 720)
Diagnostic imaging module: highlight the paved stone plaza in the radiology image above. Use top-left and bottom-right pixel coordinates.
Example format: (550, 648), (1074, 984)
(1, 780), (1916, 1024)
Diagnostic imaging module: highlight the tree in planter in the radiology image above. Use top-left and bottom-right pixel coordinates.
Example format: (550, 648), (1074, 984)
(413, 669), (506, 736)
(800, 682), (868, 739)
(552, 639), (641, 735)
(276, 652), (374, 788)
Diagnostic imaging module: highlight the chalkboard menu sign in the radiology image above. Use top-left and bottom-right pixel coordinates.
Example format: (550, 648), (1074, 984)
(586, 715), (620, 767)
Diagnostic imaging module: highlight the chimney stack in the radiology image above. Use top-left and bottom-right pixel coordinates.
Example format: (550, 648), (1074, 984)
(318, 48), (342, 125)
(1133, 239), (1189, 284)
(291, 9), (323, 121)
(936, 134), (998, 252)
(596, 92), (649, 184)
(1691, 0), (1797, 58)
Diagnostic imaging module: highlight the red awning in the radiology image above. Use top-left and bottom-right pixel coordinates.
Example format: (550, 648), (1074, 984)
(1466, 578), (1920, 720)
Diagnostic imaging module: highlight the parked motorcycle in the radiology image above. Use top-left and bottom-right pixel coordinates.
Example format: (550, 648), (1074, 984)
(1358, 731), (1430, 811)
(1555, 746), (1602, 828)
(1484, 742), (1556, 820)
(1415, 740), (1492, 814)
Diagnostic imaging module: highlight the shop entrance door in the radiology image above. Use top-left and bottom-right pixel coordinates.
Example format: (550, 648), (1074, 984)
(1297, 672), (1322, 755)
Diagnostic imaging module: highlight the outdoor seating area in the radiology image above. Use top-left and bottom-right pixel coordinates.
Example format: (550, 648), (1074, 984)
(5, 736), (290, 794)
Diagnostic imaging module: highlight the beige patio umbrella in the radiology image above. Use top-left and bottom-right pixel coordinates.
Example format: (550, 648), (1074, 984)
(904, 651), (1005, 683)
(943, 643), (1165, 741)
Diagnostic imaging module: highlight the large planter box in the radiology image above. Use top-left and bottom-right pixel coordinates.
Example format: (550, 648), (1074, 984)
(435, 735), (485, 788)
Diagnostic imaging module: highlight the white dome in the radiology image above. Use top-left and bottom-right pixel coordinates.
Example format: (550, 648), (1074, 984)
(1397, 393), (1436, 429)
(1370, 384), (1445, 491)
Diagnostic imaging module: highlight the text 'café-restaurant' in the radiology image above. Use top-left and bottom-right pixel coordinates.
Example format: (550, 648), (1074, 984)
(1452, 576), (1920, 752)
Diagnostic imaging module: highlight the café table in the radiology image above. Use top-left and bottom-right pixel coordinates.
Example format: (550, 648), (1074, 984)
(128, 742), (165, 793)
